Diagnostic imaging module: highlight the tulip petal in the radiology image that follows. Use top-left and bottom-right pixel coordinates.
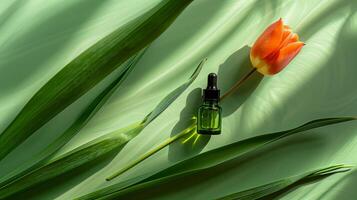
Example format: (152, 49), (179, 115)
(279, 32), (299, 49)
(250, 18), (304, 76)
(251, 19), (284, 59)
(282, 30), (292, 40)
(289, 33), (299, 43)
(256, 61), (271, 76)
(270, 42), (304, 74)
(279, 30), (293, 49)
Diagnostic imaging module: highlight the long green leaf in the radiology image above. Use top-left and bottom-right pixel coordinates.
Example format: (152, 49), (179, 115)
(0, 122), (144, 199)
(96, 164), (351, 200)
(103, 59), (205, 181)
(147, 117), (356, 180)
(217, 165), (352, 200)
(106, 119), (197, 181)
(0, 58), (204, 199)
(143, 58), (206, 126)
(0, 50), (145, 189)
(78, 117), (356, 199)
(0, 0), (194, 161)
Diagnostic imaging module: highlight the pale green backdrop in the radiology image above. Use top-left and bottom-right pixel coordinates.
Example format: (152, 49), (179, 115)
(0, 0), (357, 199)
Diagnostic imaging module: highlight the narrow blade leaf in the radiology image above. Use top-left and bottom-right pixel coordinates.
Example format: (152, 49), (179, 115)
(217, 165), (352, 200)
(100, 164), (351, 200)
(0, 0), (194, 161)
(0, 58), (203, 198)
(148, 117), (356, 180)
(143, 58), (206, 125)
(0, 123), (144, 199)
(0, 50), (145, 189)
(78, 117), (355, 199)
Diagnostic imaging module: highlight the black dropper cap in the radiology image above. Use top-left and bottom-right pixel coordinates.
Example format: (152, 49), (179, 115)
(203, 73), (220, 101)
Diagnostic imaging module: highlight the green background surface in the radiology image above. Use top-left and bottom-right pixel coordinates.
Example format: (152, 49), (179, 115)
(0, 0), (357, 199)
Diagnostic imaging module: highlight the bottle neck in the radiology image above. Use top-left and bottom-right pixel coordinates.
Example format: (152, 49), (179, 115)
(203, 99), (219, 105)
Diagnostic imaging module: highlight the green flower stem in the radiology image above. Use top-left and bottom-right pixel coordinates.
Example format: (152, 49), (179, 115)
(220, 68), (257, 101)
(106, 67), (258, 181)
(106, 123), (197, 181)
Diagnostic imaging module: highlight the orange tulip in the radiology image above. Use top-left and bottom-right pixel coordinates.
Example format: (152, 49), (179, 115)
(250, 18), (304, 75)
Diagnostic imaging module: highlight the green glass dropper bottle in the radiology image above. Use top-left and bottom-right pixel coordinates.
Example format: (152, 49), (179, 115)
(197, 73), (222, 135)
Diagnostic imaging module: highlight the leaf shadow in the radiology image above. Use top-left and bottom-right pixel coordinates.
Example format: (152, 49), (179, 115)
(218, 45), (263, 117)
(320, 169), (357, 199)
(259, 173), (340, 200)
(0, 0), (25, 32)
(315, 169), (357, 200)
(113, 131), (327, 199)
(109, 1), (357, 199)
(297, 0), (357, 40)
(168, 46), (263, 162)
(0, 0), (110, 95)
(143, 0), (228, 63)
(240, 0), (357, 164)
(119, 0), (230, 98)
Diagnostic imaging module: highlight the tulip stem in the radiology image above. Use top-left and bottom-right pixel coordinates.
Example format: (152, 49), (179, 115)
(220, 68), (257, 101)
(106, 68), (257, 181)
(106, 122), (197, 181)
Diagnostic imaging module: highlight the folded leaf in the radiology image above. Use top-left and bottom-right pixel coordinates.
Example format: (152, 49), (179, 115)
(0, 0), (194, 161)
(78, 117), (355, 199)
(0, 58), (204, 199)
(0, 123), (144, 199)
(103, 58), (206, 181)
(148, 117), (356, 180)
(106, 119), (197, 181)
(97, 164), (351, 200)
(0, 51), (145, 189)
(217, 165), (351, 200)
(143, 58), (206, 126)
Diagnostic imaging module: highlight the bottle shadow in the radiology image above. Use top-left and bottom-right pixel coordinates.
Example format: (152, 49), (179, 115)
(168, 88), (211, 162)
(168, 46), (263, 162)
(218, 45), (263, 117)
